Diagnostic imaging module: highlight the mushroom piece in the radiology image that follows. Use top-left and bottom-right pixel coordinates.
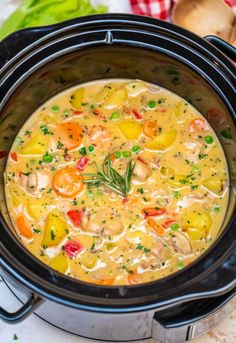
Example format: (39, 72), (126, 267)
(171, 231), (192, 255)
(133, 159), (152, 182)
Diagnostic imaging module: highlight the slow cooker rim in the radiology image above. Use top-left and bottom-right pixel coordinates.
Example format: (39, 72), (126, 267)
(1, 14), (236, 311)
(1, 13), (236, 81)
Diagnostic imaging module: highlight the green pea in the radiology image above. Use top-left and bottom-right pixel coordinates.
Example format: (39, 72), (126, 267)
(122, 151), (132, 158)
(170, 223), (180, 231)
(87, 190), (93, 197)
(79, 147), (87, 156)
(114, 151), (121, 159)
(214, 206), (220, 213)
(51, 105), (59, 112)
(132, 145), (141, 153)
(110, 112), (120, 121)
(148, 100), (156, 109)
(177, 261), (185, 269)
(204, 135), (214, 144)
(88, 145), (95, 153)
(43, 152), (53, 163)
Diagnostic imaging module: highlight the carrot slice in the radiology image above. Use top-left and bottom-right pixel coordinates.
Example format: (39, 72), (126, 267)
(147, 217), (164, 235)
(143, 120), (158, 138)
(55, 122), (82, 150)
(15, 214), (33, 239)
(128, 272), (141, 285)
(52, 167), (84, 198)
(95, 278), (115, 285)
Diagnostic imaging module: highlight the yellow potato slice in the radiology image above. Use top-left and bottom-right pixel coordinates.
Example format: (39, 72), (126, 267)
(42, 210), (68, 247)
(203, 173), (226, 195)
(70, 87), (84, 109)
(118, 120), (143, 140)
(95, 85), (112, 104)
(81, 252), (98, 269)
(184, 210), (212, 236)
(145, 129), (177, 151)
(19, 134), (48, 155)
(50, 252), (68, 273)
(104, 88), (127, 109)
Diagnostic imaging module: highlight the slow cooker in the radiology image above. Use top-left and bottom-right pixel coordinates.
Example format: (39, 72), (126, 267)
(0, 14), (236, 343)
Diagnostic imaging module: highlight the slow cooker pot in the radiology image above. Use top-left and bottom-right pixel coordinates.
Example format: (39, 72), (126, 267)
(0, 14), (236, 343)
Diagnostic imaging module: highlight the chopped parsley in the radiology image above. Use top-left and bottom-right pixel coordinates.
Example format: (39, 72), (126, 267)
(50, 230), (56, 240)
(198, 153), (208, 160)
(40, 124), (54, 135)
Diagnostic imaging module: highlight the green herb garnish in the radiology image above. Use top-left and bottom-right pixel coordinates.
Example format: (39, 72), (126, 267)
(79, 147), (87, 156)
(40, 125), (54, 136)
(82, 155), (135, 197)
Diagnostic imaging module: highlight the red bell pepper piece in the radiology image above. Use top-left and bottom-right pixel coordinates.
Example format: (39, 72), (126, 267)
(142, 207), (166, 218)
(132, 109), (143, 120)
(73, 110), (83, 115)
(67, 210), (82, 226)
(64, 241), (83, 257)
(162, 219), (176, 229)
(76, 157), (89, 171)
(10, 152), (18, 162)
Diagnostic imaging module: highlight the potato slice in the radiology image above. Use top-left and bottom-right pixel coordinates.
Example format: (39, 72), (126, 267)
(70, 87), (84, 109)
(184, 210), (212, 235)
(42, 210), (68, 247)
(145, 129), (177, 151)
(118, 120), (142, 140)
(50, 252), (68, 274)
(203, 173), (226, 195)
(95, 85), (112, 104)
(81, 252), (98, 269)
(27, 200), (46, 220)
(104, 88), (127, 109)
(19, 134), (48, 155)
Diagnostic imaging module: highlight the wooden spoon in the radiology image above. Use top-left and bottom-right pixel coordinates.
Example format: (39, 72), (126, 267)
(172, 0), (236, 44)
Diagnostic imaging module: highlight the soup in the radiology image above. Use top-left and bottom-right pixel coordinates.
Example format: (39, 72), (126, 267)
(4, 79), (229, 285)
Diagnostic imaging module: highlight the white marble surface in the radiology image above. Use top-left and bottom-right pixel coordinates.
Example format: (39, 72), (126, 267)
(1, 1), (236, 342)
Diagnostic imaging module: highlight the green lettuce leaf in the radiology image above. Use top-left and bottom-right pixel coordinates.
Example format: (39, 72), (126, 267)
(0, 0), (107, 40)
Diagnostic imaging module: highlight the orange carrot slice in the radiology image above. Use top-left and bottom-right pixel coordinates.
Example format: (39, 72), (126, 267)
(128, 271), (141, 285)
(143, 120), (158, 138)
(15, 214), (33, 239)
(147, 217), (164, 235)
(95, 278), (115, 285)
(55, 122), (82, 150)
(52, 167), (84, 198)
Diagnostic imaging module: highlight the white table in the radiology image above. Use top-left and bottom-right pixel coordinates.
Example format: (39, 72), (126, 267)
(1, 1), (236, 342)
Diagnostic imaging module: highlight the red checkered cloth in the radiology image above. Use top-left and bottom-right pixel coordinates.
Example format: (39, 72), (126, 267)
(130, 0), (236, 20)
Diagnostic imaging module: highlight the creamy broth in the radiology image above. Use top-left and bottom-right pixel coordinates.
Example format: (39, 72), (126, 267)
(5, 79), (229, 285)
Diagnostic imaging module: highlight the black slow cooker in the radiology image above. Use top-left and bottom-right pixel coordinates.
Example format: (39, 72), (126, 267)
(0, 14), (236, 343)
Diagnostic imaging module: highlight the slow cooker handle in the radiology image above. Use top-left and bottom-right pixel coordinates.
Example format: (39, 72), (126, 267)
(152, 287), (236, 343)
(205, 35), (236, 61)
(0, 293), (43, 323)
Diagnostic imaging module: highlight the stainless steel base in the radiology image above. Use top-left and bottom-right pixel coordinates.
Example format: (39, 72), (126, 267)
(2, 273), (236, 343)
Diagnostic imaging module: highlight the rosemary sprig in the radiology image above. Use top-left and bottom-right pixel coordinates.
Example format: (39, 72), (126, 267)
(82, 155), (135, 197)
